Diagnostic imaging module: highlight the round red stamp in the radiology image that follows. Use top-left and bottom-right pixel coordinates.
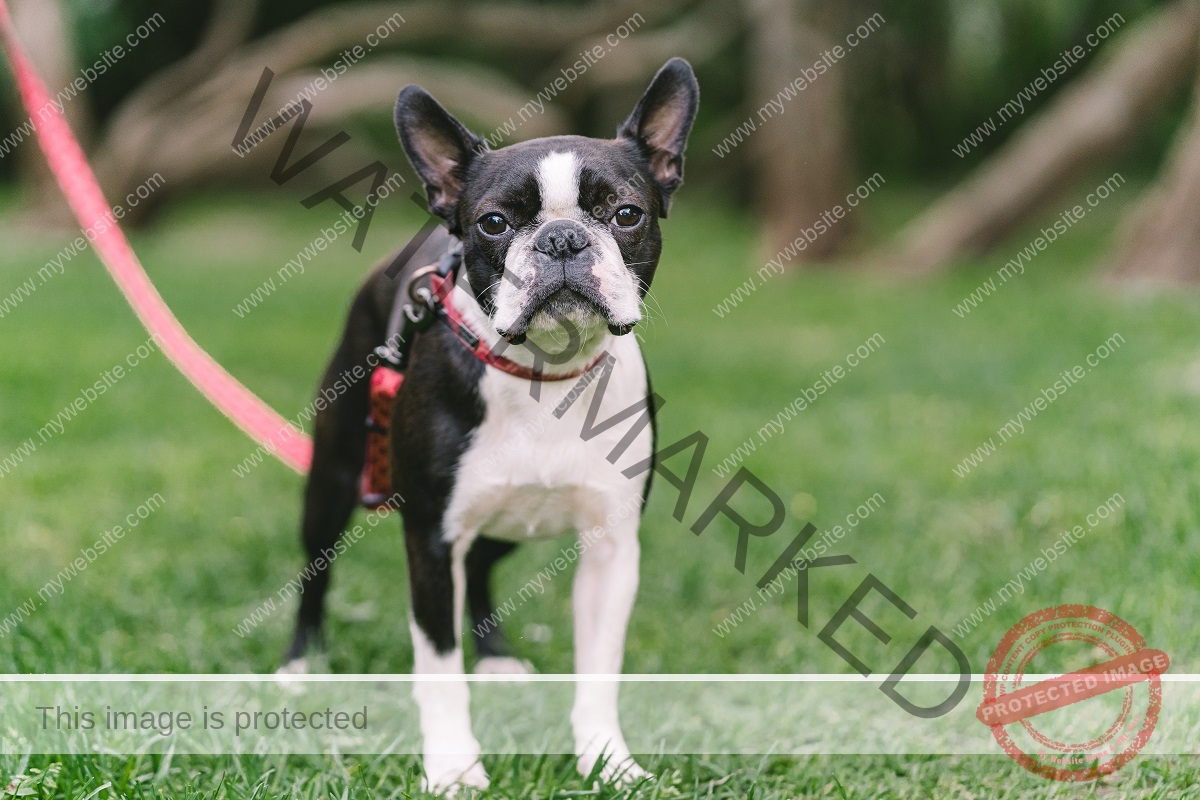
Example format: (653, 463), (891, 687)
(977, 604), (1169, 782)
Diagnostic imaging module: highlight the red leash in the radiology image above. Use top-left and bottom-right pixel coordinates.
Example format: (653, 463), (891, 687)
(0, 1), (313, 472)
(0, 5), (603, 480)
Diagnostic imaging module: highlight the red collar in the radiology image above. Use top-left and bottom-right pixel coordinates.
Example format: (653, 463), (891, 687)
(430, 274), (605, 382)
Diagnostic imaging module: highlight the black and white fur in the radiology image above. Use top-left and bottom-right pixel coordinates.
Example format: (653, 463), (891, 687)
(279, 58), (699, 792)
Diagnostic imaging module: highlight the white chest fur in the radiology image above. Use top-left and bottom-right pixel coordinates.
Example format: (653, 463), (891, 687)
(442, 333), (651, 544)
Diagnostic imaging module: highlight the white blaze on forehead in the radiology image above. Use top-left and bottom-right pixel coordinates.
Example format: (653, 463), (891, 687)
(537, 151), (581, 219)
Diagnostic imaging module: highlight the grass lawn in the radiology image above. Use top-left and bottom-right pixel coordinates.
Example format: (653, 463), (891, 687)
(0, 183), (1197, 797)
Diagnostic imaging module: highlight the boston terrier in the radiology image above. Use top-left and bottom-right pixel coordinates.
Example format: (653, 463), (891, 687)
(280, 57), (699, 792)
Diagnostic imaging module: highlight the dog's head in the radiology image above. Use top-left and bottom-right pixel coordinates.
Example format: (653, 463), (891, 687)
(394, 58), (699, 347)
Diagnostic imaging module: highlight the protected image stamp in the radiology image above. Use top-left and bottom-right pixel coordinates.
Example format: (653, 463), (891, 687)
(977, 604), (1169, 781)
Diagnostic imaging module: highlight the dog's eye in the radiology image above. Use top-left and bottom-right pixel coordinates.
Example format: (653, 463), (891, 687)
(478, 214), (509, 236)
(612, 206), (644, 228)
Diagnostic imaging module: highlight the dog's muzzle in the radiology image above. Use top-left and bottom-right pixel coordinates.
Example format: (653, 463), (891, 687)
(496, 220), (633, 342)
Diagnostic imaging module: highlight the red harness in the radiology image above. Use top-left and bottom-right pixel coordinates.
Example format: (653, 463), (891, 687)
(359, 268), (603, 509)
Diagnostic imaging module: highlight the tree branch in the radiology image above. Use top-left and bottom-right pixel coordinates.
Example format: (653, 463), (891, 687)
(877, 0), (1200, 275)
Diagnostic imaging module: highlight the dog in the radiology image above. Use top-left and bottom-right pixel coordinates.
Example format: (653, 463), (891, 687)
(279, 57), (699, 792)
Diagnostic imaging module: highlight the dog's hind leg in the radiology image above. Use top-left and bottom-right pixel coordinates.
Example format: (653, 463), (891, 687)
(279, 427), (365, 671)
(466, 536), (534, 674)
(281, 340), (373, 672)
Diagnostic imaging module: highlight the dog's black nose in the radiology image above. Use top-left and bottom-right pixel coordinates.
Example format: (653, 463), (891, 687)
(533, 220), (590, 259)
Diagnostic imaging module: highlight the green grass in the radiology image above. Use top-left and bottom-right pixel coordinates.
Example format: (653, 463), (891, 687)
(1, 185), (1198, 797)
(3, 753), (1199, 800)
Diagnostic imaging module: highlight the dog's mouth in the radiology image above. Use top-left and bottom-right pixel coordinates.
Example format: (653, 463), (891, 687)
(496, 280), (632, 345)
(540, 287), (600, 320)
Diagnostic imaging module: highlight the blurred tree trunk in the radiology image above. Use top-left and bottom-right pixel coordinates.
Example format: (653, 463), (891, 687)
(10, 0), (90, 213)
(879, 0), (1200, 275)
(747, 0), (851, 263)
(1109, 60), (1200, 281)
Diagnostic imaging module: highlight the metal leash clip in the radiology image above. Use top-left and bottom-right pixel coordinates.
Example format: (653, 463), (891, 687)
(376, 267), (442, 370)
(375, 244), (462, 370)
(403, 267), (442, 330)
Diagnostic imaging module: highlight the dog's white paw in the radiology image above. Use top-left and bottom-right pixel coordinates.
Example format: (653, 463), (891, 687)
(577, 747), (650, 786)
(473, 656), (535, 675)
(422, 754), (490, 795)
(275, 657), (309, 675)
(602, 758), (652, 786)
(273, 658), (311, 695)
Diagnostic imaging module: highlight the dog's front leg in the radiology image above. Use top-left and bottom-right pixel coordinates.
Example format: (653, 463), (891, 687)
(571, 516), (647, 784)
(407, 526), (488, 793)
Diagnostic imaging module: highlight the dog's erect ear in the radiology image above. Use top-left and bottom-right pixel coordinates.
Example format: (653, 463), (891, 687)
(394, 86), (483, 230)
(617, 57), (700, 216)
